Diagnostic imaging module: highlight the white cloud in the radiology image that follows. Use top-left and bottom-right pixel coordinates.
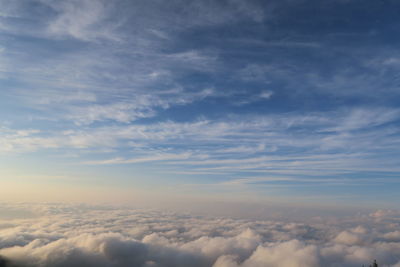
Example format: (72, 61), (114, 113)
(45, 0), (121, 42)
(67, 102), (156, 125)
(228, 240), (320, 267)
(259, 90), (273, 99)
(0, 203), (398, 267)
(2, 106), (400, 182)
(329, 108), (400, 132)
(334, 230), (365, 246)
(84, 153), (192, 165)
(216, 143), (267, 154)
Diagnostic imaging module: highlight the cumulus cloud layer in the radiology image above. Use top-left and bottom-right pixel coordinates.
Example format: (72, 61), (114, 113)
(0, 204), (399, 267)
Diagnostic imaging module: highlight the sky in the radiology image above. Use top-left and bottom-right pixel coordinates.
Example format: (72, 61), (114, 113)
(1, 0), (400, 208)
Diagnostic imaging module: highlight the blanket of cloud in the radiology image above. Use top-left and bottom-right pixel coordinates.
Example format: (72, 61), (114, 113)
(0, 204), (399, 267)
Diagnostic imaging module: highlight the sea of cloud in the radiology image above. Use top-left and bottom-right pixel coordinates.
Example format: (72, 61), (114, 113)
(0, 203), (399, 267)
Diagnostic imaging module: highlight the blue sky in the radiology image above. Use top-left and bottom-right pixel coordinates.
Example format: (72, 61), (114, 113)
(1, 0), (400, 207)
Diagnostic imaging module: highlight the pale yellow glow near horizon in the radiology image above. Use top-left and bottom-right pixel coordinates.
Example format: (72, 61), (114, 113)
(0, 180), (146, 204)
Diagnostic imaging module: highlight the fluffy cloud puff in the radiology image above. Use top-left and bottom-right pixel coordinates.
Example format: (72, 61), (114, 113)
(0, 204), (399, 267)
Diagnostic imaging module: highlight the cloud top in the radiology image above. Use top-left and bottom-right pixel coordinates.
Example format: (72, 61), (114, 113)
(0, 204), (399, 267)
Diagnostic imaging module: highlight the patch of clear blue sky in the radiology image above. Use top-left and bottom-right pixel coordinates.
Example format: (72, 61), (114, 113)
(0, 0), (400, 205)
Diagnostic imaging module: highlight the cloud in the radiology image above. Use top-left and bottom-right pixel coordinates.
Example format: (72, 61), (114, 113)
(2, 107), (400, 186)
(0, 204), (399, 267)
(67, 102), (157, 125)
(44, 0), (122, 42)
(334, 230), (365, 246)
(84, 153), (192, 165)
(215, 240), (320, 267)
(328, 108), (400, 132)
(216, 143), (268, 154)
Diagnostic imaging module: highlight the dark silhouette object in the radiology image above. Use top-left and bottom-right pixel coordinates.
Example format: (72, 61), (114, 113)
(0, 256), (19, 267)
(364, 260), (379, 267)
(367, 259), (378, 267)
(0, 256), (11, 267)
